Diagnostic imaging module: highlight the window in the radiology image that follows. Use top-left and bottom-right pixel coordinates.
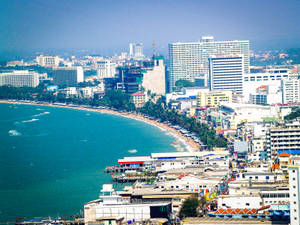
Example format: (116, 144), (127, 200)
(246, 203), (250, 206)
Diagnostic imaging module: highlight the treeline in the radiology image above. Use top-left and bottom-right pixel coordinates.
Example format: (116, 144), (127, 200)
(139, 99), (227, 149)
(0, 85), (136, 111)
(284, 107), (300, 121)
(0, 85), (227, 148)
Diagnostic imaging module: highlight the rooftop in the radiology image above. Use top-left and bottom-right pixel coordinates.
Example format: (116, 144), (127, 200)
(182, 217), (288, 225)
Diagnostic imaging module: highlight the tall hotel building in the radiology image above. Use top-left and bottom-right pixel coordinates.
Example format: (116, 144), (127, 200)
(168, 36), (249, 91)
(209, 54), (244, 94)
(52, 67), (84, 86)
(0, 70), (39, 87)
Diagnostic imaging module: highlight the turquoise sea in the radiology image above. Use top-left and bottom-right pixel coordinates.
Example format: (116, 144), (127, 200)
(0, 103), (179, 222)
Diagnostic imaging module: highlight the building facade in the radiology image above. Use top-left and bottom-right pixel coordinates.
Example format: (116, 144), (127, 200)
(168, 36), (249, 91)
(36, 55), (61, 67)
(289, 163), (300, 225)
(52, 67), (84, 86)
(0, 70), (39, 87)
(131, 92), (146, 108)
(197, 90), (233, 107)
(97, 60), (117, 79)
(142, 56), (166, 95)
(281, 79), (300, 104)
(129, 43), (144, 59)
(209, 55), (244, 94)
(268, 121), (300, 158)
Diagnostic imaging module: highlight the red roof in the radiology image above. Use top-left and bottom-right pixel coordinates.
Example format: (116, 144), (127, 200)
(131, 92), (145, 96)
(178, 174), (189, 179)
(214, 208), (258, 215)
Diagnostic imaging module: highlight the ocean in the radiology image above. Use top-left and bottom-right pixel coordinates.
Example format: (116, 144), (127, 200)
(0, 103), (180, 222)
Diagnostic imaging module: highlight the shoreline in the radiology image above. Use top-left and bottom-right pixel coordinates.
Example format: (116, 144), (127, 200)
(0, 100), (200, 152)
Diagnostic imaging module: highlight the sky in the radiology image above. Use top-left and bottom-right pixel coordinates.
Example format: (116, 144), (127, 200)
(1, 0), (300, 57)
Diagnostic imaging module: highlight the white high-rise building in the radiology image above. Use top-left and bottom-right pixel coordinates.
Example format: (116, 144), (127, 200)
(281, 79), (300, 104)
(129, 43), (135, 57)
(0, 70), (39, 87)
(168, 36), (250, 91)
(209, 54), (244, 95)
(129, 43), (144, 59)
(97, 60), (117, 79)
(36, 55), (61, 67)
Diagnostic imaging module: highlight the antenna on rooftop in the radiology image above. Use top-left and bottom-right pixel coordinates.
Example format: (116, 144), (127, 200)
(152, 41), (157, 57)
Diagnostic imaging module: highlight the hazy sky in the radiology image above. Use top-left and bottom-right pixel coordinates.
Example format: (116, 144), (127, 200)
(1, 0), (300, 55)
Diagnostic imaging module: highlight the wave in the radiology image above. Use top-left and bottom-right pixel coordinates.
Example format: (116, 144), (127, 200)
(22, 118), (39, 123)
(8, 130), (22, 136)
(32, 112), (50, 117)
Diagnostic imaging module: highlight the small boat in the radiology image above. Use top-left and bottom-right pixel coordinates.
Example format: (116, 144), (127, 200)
(128, 149), (137, 153)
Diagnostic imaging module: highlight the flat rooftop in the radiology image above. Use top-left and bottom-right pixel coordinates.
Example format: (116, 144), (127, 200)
(182, 217), (289, 225)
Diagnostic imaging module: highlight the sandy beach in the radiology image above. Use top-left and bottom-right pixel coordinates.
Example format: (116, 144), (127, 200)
(0, 100), (200, 152)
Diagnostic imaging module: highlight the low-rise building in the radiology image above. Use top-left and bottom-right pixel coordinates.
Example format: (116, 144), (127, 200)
(131, 92), (146, 108)
(197, 90), (233, 107)
(84, 184), (171, 223)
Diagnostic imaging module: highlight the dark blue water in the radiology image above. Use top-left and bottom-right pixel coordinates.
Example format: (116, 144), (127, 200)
(0, 103), (178, 222)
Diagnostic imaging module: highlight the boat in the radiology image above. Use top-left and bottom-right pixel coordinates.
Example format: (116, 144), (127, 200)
(128, 149), (137, 153)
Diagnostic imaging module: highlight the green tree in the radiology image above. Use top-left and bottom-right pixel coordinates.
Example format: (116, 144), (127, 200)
(179, 195), (200, 219)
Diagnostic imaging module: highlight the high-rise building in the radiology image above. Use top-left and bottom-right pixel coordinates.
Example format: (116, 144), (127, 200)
(281, 79), (300, 104)
(52, 67), (84, 86)
(168, 36), (250, 91)
(209, 54), (244, 95)
(36, 55), (61, 67)
(97, 60), (117, 79)
(129, 43), (144, 59)
(142, 56), (166, 95)
(0, 70), (39, 87)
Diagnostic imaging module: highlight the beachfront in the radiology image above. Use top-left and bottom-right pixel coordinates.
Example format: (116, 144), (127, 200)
(0, 100), (200, 152)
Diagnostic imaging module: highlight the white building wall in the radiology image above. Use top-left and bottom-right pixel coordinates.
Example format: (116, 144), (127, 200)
(282, 79), (300, 104)
(209, 55), (244, 95)
(289, 166), (300, 225)
(142, 58), (166, 95)
(0, 70), (40, 87)
(77, 67), (84, 83)
(218, 196), (262, 209)
(97, 60), (117, 79)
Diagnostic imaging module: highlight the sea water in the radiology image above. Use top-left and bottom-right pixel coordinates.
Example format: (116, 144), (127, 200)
(0, 103), (179, 222)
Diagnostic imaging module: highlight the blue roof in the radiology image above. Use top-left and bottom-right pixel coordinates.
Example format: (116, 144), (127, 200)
(278, 150), (300, 155)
